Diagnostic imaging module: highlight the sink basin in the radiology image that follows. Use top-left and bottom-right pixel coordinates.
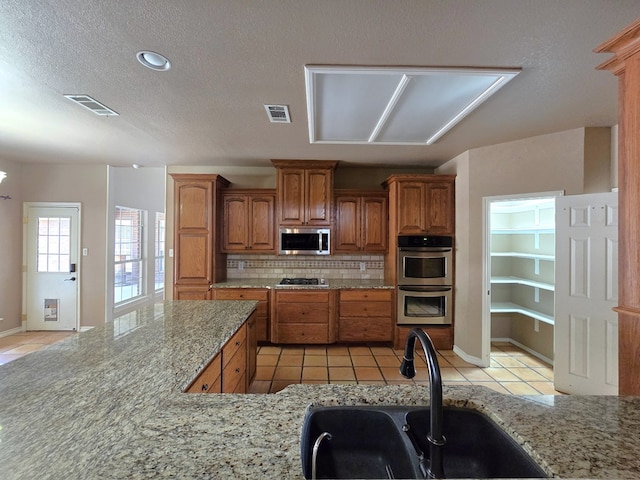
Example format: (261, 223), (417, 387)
(300, 406), (548, 479)
(300, 406), (421, 479)
(405, 407), (548, 478)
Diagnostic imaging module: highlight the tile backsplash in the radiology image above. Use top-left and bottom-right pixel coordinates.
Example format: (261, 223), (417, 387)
(227, 254), (384, 280)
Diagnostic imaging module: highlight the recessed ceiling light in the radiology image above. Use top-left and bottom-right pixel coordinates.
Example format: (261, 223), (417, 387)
(136, 51), (171, 71)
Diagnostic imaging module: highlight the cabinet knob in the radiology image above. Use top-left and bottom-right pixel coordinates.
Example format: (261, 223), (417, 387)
(202, 384), (209, 391)
(235, 368), (241, 373)
(236, 341), (241, 346)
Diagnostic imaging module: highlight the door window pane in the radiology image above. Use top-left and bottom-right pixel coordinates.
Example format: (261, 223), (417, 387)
(37, 217), (71, 272)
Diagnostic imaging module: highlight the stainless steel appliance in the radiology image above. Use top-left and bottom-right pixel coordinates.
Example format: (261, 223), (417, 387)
(276, 277), (328, 288)
(397, 235), (453, 325)
(279, 228), (330, 255)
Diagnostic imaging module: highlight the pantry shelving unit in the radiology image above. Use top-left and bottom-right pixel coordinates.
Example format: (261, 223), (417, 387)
(489, 198), (556, 325)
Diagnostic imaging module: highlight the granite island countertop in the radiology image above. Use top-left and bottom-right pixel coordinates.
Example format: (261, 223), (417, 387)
(1, 300), (640, 479)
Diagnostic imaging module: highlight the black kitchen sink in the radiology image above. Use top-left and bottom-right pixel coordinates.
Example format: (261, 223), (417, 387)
(300, 406), (548, 479)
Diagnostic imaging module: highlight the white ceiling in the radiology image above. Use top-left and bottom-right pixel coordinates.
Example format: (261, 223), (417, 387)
(0, 0), (638, 169)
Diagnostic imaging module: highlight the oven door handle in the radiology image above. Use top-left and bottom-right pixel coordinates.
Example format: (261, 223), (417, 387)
(399, 247), (452, 253)
(398, 286), (452, 293)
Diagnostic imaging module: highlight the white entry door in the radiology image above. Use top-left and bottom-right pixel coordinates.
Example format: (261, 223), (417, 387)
(554, 192), (618, 395)
(26, 205), (80, 331)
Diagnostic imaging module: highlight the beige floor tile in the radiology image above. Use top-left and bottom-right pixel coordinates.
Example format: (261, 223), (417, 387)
(330, 380), (358, 385)
(517, 356), (551, 368)
(280, 347), (305, 355)
(329, 367), (356, 381)
(354, 366), (384, 381)
(357, 380), (386, 385)
(257, 354), (279, 366)
(270, 380), (297, 393)
(444, 356), (477, 368)
(351, 355), (377, 367)
(326, 345), (350, 355)
(278, 355), (304, 366)
(381, 367), (410, 382)
(457, 368), (494, 382)
(255, 365), (276, 381)
(528, 381), (562, 395)
(349, 346), (372, 356)
(273, 366), (302, 381)
(375, 355), (402, 367)
(492, 356), (528, 368)
(440, 368), (466, 382)
(248, 381), (271, 393)
(532, 367), (554, 380)
(510, 368), (550, 382)
(386, 379), (414, 385)
(412, 369), (431, 382)
(327, 356), (352, 367)
(302, 366), (328, 381)
(472, 382), (511, 395)
(502, 382), (541, 395)
(437, 349), (456, 357)
(369, 347), (397, 356)
(303, 355), (327, 366)
(305, 346), (327, 355)
(484, 367), (521, 382)
(258, 346), (282, 355)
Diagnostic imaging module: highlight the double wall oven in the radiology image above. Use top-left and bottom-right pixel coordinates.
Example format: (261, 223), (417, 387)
(397, 235), (453, 325)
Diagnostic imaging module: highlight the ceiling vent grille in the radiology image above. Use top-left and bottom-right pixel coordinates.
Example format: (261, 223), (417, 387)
(64, 94), (119, 116)
(264, 104), (291, 123)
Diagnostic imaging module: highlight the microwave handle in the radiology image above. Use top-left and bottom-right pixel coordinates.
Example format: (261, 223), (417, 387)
(398, 286), (452, 293)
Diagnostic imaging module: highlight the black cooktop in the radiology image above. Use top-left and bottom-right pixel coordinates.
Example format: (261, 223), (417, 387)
(279, 278), (319, 285)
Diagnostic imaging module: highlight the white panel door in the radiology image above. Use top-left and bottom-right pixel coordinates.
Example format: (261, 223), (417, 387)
(554, 192), (618, 394)
(26, 206), (80, 331)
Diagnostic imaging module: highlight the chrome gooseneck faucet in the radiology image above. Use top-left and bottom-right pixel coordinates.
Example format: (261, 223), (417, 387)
(400, 328), (446, 479)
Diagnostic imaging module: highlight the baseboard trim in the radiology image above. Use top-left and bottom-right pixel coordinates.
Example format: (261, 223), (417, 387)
(492, 337), (554, 366)
(452, 345), (486, 367)
(0, 326), (25, 338)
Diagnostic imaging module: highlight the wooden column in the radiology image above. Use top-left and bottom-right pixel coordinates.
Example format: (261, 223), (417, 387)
(596, 18), (640, 395)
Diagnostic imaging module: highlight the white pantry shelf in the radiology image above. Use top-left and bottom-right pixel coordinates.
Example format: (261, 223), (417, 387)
(491, 302), (554, 325)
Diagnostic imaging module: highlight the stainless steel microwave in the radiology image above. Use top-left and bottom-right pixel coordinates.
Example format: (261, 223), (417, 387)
(279, 227), (330, 255)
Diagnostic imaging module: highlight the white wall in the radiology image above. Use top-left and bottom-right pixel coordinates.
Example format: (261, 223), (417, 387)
(437, 127), (607, 361)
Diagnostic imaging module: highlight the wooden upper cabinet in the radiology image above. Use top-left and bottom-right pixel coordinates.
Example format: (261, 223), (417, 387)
(222, 190), (275, 253)
(170, 174), (230, 298)
(272, 160), (338, 226)
(384, 175), (455, 235)
(334, 191), (388, 252)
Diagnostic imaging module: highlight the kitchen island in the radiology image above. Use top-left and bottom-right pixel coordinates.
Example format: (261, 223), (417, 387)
(1, 300), (639, 479)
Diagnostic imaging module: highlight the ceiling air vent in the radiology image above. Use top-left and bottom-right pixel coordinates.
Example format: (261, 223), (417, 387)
(264, 104), (291, 123)
(64, 94), (119, 116)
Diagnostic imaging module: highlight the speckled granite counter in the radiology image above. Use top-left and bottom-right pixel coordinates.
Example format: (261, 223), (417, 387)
(1, 300), (640, 479)
(212, 278), (394, 289)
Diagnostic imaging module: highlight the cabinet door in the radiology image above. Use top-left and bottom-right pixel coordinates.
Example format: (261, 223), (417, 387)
(305, 169), (332, 226)
(361, 195), (387, 252)
(278, 168), (306, 225)
(249, 195), (275, 251)
(334, 196), (360, 251)
(425, 182), (454, 234)
(174, 180), (213, 284)
(397, 182), (426, 233)
(223, 194), (249, 251)
(174, 285), (212, 300)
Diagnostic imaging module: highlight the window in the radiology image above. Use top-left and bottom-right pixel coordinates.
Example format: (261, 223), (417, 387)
(155, 212), (165, 292)
(114, 206), (144, 304)
(37, 217), (71, 272)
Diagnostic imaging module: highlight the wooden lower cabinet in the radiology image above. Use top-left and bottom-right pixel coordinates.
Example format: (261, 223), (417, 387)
(338, 289), (393, 342)
(184, 312), (257, 394)
(213, 288), (269, 342)
(174, 285), (212, 300)
(394, 325), (453, 351)
(271, 290), (335, 344)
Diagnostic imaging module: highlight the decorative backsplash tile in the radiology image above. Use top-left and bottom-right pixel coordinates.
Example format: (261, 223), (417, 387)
(227, 254), (384, 280)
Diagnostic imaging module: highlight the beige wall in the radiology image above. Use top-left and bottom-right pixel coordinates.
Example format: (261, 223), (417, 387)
(22, 163), (108, 328)
(0, 159), (24, 332)
(437, 127), (611, 361)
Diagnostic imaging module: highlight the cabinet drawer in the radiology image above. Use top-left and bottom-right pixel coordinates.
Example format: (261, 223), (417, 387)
(339, 302), (391, 318)
(185, 353), (221, 393)
(223, 324), (247, 368)
(277, 324), (330, 344)
(276, 291), (330, 303)
(223, 341), (247, 393)
(338, 318), (393, 342)
(215, 289), (268, 302)
(339, 290), (392, 302)
(278, 303), (329, 323)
